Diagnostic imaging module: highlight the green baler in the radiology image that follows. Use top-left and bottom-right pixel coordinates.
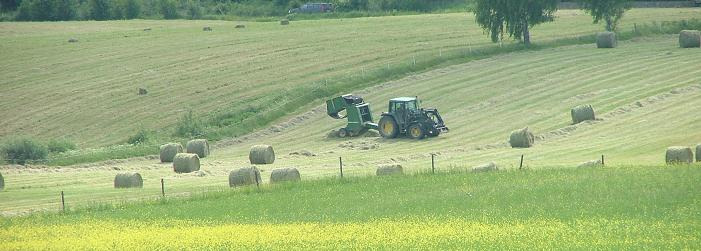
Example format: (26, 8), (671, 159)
(326, 94), (378, 137)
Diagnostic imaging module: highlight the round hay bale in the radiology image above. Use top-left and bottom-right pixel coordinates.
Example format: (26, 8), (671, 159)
(203, 26), (212, 31)
(186, 139), (209, 158)
(376, 164), (403, 176)
(229, 167), (261, 187)
(173, 153), (200, 173)
(679, 30), (701, 48)
(270, 168), (300, 183)
(160, 143), (183, 163)
(280, 19), (290, 25)
(68, 38), (78, 43)
(249, 145), (275, 164)
(665, 146), (693, 164)
(509, 127), (534, 148)
(138, 88), (148, 95)
(596, 32), (617, 48)
(571, 105), (596, 124)
(472, 162), (498, 172)
(114, 172), (143, 188)
(696, 144), (701, 162)
(0, 172), (4, 191)
(577, 159), (602, 168)
(235, 24), (246, 29)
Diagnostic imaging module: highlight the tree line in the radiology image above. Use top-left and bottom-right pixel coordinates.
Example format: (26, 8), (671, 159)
(0, 0), (467, 21)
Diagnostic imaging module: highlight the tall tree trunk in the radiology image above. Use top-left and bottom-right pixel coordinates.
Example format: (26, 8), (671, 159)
(523, 19), (530, 46)
(605, 16), (613, 32)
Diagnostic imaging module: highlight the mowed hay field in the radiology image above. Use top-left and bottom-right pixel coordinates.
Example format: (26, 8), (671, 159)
(0, 9), (700, 147)
(1, 35), (700, 216)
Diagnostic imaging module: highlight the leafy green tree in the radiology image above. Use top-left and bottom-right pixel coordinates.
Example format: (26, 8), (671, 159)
(578, 0), (632, 31)
(89, 0), (111, 20)
(186, 0), (202, 19)
(159, 0), (178, 19)
(472, 0), (558, 46)
(125, 0), (141, 19)
(55, 0), (77, 21)
(1, 137), (48, 165)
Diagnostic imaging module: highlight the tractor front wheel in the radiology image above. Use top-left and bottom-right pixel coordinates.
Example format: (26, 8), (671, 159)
(408, 124), (425, 139)
(378, 116), (399, 139)
(338, 128), (348, 138)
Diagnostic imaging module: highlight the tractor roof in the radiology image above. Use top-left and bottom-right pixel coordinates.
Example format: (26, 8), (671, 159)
(390, 97), (417, 102)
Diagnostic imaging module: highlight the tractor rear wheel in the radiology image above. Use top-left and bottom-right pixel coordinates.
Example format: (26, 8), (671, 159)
(408, 124), (425, 139)
(378, 116), (399, 139)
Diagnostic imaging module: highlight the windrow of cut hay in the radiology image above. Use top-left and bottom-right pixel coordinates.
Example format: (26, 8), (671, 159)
(160, 143), (183, 163)
(665, 146), (693, 164)
(679, 30), (701, 48)
(114, 172), (143, 188)
(270, 168), (300, 183)
(186, 139), (210, 158)
(229, 167), (262, 187)
(596, 32), (617, 48)
(173, 153), (200, 173)
(376, 164), (403, 176)
(250, 145), (275, 164)
(571, 104), (596, 124)
(509, 127), (534, 148)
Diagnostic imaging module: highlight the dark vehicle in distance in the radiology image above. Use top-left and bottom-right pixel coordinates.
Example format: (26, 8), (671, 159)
(289, 3), (335, 14)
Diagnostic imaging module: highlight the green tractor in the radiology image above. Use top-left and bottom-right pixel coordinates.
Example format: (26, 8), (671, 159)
(326, 94), (448, 139)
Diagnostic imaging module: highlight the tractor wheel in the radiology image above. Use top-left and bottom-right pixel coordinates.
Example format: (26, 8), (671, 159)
(338, 128), (348, 138)
(408, 124), (425, 139)
(378, 116), (399, 139)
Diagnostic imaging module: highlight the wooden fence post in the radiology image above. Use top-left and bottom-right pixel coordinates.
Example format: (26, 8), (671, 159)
(339, 157), (344, 178)
(431, 154), (435, 174)
(519, 155), (524, 170)
(60, 191), (65, 212)
(161, 178), (165, 197)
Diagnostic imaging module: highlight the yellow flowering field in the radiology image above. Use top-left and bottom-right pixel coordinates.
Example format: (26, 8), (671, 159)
(1, 217), (698, 250)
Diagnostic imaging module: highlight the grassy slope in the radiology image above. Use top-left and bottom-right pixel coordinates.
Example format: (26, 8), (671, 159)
(1, 166), (699, 249)
(0, 9), (699, 148)
(1, 35), (699, 216)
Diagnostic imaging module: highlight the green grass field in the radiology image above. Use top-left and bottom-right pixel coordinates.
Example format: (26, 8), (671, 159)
(1, 166), (699, 249)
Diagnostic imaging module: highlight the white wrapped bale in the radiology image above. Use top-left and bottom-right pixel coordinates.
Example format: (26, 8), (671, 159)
(114, 172), (143, 188)
(160, 143), (183, 163)
(249, 145), (275, 164)
(665, 146), (693, 164)
(173, 153), (201, 173)
(270, 168), (301, 183)
(376, 164), (403, 176)
(577, 159), (602, 168)
(229, 167), (262, 187)
(186, 139), (210, 158)
(472, 162), (498, 172)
